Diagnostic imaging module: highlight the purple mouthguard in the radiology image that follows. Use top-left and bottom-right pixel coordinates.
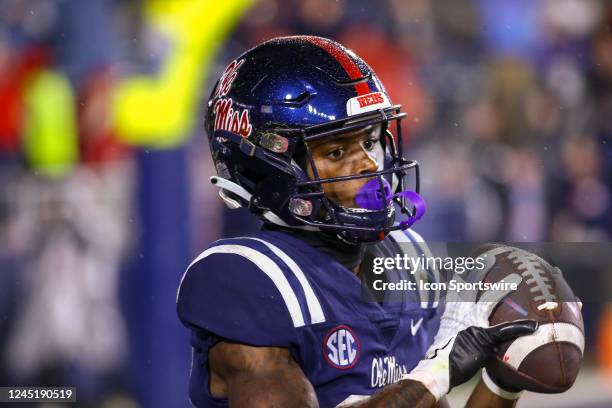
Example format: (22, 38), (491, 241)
(354, 177), (426, 228)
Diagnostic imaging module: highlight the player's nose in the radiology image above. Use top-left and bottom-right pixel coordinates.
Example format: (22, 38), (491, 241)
(357, 148), (379, 175)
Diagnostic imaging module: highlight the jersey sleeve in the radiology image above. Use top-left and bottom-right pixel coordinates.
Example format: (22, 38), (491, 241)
(176, 241), (300, 347)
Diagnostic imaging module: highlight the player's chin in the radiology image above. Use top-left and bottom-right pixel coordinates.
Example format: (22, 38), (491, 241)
(331, 192), (362, 210)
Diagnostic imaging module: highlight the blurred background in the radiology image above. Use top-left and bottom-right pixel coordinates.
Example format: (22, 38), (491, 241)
(0, 0), (611, 407)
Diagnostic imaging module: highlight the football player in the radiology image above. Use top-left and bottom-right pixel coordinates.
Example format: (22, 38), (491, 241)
(177, 36), (536, 407)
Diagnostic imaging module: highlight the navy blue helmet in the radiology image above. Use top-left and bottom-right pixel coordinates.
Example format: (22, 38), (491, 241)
(205, 36), (425, 243)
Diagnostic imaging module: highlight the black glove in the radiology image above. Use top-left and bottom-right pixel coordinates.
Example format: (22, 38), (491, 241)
(403, 320), (538, 401)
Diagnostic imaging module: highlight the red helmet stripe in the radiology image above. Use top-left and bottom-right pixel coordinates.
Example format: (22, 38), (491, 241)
(302, 36), (371, 96)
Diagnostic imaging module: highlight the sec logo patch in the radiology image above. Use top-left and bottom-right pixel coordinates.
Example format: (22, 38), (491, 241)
(323, 325), (360, 369)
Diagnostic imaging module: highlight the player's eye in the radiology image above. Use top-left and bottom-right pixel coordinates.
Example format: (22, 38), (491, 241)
(362, 138), (379, 151)
(326, 148), (345, 160)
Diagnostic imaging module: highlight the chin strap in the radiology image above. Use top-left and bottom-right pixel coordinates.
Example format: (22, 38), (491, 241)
(210, 176), (319, 231)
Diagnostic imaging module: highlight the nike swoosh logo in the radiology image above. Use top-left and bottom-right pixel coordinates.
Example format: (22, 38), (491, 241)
(410, 317), (424, 336)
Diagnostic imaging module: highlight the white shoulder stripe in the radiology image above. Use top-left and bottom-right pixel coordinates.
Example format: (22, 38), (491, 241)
(389, 229), (439, 308)
(246, 238), (326, 324)
(398, 228), (425, 243)
(182, 244), (306, 328)
(503, 322), (584, 369)
(388, 229), (411, 243)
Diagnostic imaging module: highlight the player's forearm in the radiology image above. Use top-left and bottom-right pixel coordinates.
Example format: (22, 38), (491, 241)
(344, 379), (436, 408)
(465, 379), (519, 408)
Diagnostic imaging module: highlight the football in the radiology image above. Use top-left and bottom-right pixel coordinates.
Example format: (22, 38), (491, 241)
(474, 244), (584, 393)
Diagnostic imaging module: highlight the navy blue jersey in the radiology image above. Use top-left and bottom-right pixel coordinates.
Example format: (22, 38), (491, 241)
(177, 229), (441, 408)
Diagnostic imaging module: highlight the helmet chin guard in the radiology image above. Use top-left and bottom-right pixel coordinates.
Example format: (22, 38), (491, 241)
(205, 36), (426, 243)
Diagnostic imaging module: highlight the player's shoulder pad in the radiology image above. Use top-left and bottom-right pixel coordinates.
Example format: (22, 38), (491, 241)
(176, 235), (326, 346)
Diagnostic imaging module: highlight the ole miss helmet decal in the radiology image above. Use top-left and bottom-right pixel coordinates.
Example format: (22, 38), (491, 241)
(214, 59), (245, 98)
(212, 58), (252, 138)
(323, 325), (360, 370)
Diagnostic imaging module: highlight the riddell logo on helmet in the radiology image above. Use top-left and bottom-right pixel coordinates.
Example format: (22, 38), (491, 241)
(357, 92), (385, 108)
(214, 98), (253, 138)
